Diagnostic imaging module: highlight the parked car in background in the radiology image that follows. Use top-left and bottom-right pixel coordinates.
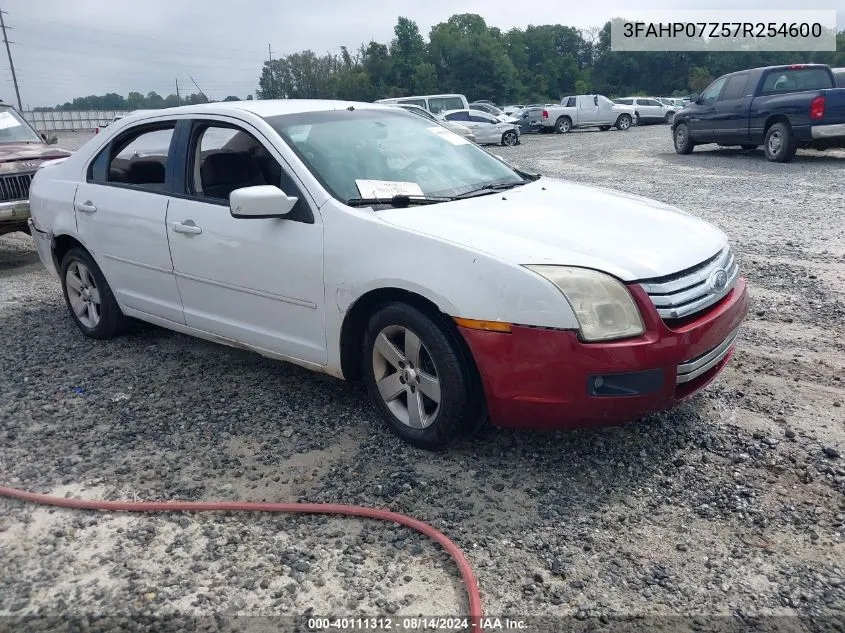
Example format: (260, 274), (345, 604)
(655, 97), (686, 111)
(0, 101), (71, 236)
(541, 95), (637, 133)
(502, 105), (525, 115)
(440, 109), (521, 145)
(96, 110), (156, 134)
(28, 99), (747, 449)
(390, 104), (476, 142)
(511, 106), (545, 133)
(375, 94), (468, 115)
(468, 102), (518, 123)
(614, 97), (675, 124)
(672, 63), (845, 162)
(833, 67), (845, 87)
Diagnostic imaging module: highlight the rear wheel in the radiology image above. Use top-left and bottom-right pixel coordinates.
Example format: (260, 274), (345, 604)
(60, 247), (126, 339)
(615, 114), (632, 130)
(555, 116), (572, 133)
(673, 123), (694, 154)
(764, 122), (797, 162)
(362, 303), (476, 450)
(501, 130), (518, 146)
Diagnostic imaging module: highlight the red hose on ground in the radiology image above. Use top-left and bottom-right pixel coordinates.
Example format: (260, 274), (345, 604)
(0, 485), (483, 631)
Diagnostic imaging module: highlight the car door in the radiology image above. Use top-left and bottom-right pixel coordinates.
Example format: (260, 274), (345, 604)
(711, 74), (751, 143)
(74, 121), (185, 324)
(686, 76), (729, 141)
(639, 99), (665, 122)
(466, 112), (499, 143)
(578, 96), (600, 125)
(165, 119), (327, 364)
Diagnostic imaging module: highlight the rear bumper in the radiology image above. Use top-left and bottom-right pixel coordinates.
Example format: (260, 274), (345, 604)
(811, 122), (845, 139)
(459, 278), (748, 429)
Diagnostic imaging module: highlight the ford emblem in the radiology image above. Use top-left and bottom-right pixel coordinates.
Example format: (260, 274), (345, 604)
(709, 268), (728, 293)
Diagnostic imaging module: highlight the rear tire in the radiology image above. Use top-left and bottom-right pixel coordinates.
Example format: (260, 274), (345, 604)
(665, 112), (675, 125)
(362, 302), (476, 450)
(555, 117), (572, 133)
(673, 123), (694, 154)
(60, 247), (126, 340)
(764, 122), (797, 162)
(615, 114), (632, 130)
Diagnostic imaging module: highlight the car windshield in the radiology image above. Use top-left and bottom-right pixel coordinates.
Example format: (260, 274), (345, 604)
(267, 108), (525, 205)
(0, 107), (43, 143)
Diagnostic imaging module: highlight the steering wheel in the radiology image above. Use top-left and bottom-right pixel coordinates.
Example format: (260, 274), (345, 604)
(400, 157), (437, 180)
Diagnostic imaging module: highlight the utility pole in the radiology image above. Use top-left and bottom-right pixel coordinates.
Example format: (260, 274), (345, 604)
(267, 44), (275, 99)
(0, 9), (22, 111)
(175, 78), (180, 105)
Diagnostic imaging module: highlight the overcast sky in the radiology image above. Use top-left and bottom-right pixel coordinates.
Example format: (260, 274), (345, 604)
(2, 0), (843, 108)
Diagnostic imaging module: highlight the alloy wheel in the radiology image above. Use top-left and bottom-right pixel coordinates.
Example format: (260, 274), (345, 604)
(371, 325), (441, 429)
(65, 261), (101, 328)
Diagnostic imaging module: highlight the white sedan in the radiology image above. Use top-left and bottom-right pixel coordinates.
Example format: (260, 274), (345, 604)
(439, 109), (521, 146)
(28, 100), (748, 449)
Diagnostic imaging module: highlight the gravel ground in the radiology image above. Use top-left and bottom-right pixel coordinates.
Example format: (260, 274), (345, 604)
(1, 126), (844, 631)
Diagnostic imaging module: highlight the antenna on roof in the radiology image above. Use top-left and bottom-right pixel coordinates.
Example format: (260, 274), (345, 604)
(189, 76), (209, 103)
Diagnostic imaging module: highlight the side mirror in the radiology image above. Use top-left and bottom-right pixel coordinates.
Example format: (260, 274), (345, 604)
(689, 93), (700, 104)
(229, 185), (297, 219)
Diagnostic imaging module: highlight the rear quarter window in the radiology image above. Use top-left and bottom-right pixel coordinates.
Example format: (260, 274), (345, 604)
(760, 68), (834, 94)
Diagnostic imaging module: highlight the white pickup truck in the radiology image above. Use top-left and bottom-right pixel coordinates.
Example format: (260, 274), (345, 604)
(540, 95), (638, 133)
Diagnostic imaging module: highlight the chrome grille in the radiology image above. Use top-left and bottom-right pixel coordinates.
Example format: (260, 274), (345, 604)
(676, 328), (739, 384)
(0, 172), (34, 203)
(640, 247), (739, 320)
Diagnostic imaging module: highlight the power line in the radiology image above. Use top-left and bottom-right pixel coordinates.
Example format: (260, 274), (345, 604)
(0, 8), (22, 110)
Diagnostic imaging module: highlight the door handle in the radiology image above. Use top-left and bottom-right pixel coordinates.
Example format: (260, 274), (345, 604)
(75, 201), (97, 213)
(171, 221), (202, 235)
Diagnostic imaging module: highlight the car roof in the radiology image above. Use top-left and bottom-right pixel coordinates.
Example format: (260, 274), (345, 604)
(117, 99), (392, 122)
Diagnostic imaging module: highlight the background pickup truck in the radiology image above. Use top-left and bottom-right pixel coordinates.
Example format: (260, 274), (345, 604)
(0, 103), (71, 236)
(540, 95), (637, 133)
(672, 64), (845, 163)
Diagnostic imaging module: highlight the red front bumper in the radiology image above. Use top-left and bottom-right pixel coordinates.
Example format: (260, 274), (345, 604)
(459, 278), (748, 429)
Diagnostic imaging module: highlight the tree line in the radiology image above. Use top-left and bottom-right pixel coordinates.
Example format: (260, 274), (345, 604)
(34, 14), (845, 110)
(33, 91), (252, 111)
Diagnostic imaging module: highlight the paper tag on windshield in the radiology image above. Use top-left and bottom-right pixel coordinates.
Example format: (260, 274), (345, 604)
(0, 111), (22, 130)
(355, 180), (424, 199)
(427, 126), (469, 145)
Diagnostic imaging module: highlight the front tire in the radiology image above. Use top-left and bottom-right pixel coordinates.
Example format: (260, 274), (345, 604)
(60, 247), (126, 339)
(615, 114), (632, 130)
(665, 112), (675, 125)
(362, 303), (476, 450)
(501, 130), (518, 146)
(764, 122), (797, 163)
(673, 123), (694, 154)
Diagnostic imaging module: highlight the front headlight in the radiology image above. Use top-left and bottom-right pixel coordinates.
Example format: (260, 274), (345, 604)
(526, 266), (645, 342)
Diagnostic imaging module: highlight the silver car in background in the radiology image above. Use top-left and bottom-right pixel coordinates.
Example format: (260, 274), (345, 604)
(439, 109), (521, 146)
(390, 104), (476, 142)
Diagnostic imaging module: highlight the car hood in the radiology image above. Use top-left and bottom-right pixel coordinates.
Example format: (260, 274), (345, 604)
(0, 143), (72, 173)
(376, 178), (727, 281)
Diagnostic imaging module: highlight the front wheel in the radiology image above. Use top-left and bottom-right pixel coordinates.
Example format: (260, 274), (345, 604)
(60, 247), (126, 339)
(764, 123), (797, 162)
(362, 303), (476, 450)
(501, 130), (518, 146)
(615, 114), (632, 130)
(673, 123), (695, 154)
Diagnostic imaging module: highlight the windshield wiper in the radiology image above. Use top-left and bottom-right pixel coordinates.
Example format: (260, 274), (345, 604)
(346, 195), (451, 208)
(451, 180), (528, 200)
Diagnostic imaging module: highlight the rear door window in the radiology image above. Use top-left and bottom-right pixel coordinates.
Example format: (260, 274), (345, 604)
(760, 68), (834, 94)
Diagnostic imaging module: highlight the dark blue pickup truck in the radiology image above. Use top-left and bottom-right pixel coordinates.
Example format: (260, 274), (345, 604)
(672, 64), (845, 162)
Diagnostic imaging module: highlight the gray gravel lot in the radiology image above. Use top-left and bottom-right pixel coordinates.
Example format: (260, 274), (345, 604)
(1, 126), (844, 630)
